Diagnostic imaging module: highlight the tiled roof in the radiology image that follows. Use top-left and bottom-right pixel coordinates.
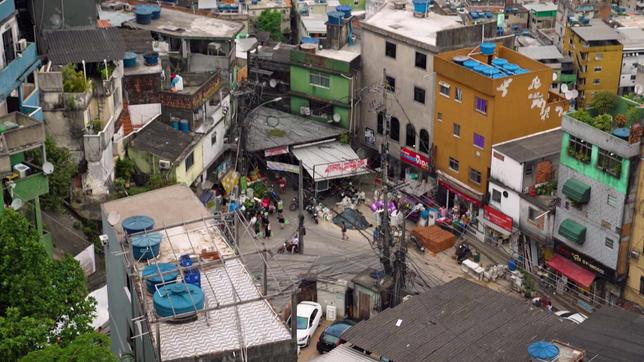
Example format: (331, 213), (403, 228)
(43, 28), (126, 65)
(130, 121), (192, 162)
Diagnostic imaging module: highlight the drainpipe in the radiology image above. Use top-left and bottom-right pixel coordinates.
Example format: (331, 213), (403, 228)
(340, 73), (354, 134)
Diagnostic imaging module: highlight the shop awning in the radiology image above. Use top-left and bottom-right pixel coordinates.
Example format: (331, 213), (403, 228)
(546, 254), (595, 288)
(559, 218), (586, 244)
(291, 141), (370, 182)
(562, 178), (591, 203)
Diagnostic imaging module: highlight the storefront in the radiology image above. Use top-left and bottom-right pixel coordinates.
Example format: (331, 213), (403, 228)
(479, 205), (514, 246)
(399, 147), (432, 193)
(435, 172), (484, 235)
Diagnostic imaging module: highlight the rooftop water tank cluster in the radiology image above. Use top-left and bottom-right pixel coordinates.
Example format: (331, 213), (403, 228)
(143, 263), (179, 293)
(336, 5), (352, 18)
(153, 283), (205, 318)
(122, 215), (155, 234)
(412, 0), (432, 17)
(327, 10), (344, 25)
(132, 232), (162, 260)
(452, 43), (529, 79)
(134, 4), (161, 25)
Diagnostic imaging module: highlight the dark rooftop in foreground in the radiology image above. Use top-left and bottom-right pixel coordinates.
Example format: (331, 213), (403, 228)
(341, 278), (575, 362)
(493, 128), (562, 163)
(561, 306), (644, 362)
(130, 121), (193, 162)
(246, 107), (346, 152)
(43, 28), (126, 65)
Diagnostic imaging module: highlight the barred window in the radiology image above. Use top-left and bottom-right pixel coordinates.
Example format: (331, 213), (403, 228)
(597, 148), (623, 178)
(309, 71), (330, 88)
(567, 135), (592, 164)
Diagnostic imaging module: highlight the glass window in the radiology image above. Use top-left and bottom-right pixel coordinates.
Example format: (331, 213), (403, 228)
(453, 123), (460, 137)
(297, 316), (308, 330)
(310, 71), (330, 88)
(640, 276), (644, 295)
(414, 86), (426, 104)
(386, 76), (396, 92)
(415, 52), (427, 69)
(390, 117), (400, 142)
(449, 157), (459, 172)
(406, 123), (416, 147)
(492, 189), (501, 203)
(469, 168), (482, 185)
(185, 152), (194, 171)
(455, 88), (463, 102)
(607, 194), (618, 207)
(419, 129), (430, 154)
(597, 148), (622, 178)
(567, 136), (592, 164)
(439, 82), (450, 97)
(385, 41), (396, 58)
(377, 112), (384, 135)
(475, 96), (487, 114)
(473, 133), (485, 149)
(594, 66), (602, 72)
(524, 163), (534, 176)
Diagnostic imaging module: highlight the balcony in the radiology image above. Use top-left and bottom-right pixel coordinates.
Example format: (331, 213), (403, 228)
(0, 0), (15, 22)
(160, 72), (223, 111)
(0, 112), (45, 175)
(0, 42), (39, 100)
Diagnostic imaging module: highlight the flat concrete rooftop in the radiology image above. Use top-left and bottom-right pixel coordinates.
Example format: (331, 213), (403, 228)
(124, 7), (243, 39)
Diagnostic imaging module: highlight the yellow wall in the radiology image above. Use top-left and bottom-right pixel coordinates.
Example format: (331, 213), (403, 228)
(563, 27), (623, 107)
(625, 143), (644, 307)
(433, 46), (566, 196)
(175, 138), (204, 186)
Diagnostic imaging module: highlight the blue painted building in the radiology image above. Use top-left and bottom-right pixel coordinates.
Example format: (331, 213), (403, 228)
(0, 0), (41, 121)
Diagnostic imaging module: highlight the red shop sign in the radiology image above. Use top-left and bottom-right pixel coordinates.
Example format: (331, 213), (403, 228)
(483, 205), (513, 232)
(400, 147), (430, 171)
(264, 146), (289, 157)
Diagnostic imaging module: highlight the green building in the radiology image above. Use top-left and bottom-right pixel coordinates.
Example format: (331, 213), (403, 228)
(0, 112), (52, 256)
(289, 46), (360, 131)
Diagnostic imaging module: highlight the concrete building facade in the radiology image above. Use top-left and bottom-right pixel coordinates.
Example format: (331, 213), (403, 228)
(616, 27), (644, 96)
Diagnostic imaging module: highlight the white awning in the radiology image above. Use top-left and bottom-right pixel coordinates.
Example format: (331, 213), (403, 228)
(291, 141), (370, 182)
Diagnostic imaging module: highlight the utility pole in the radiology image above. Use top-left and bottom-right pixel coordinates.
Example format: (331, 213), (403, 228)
(262, 243), (268, 295)
(290, 290), (298, 341)
(298, 161), (305, 254)
(392, 209), (407, 307)
(380, 68), (393, 276)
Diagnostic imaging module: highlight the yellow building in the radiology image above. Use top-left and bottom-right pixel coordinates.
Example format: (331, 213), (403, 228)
(625, 143), (644, 307)
(562, 20), (623, 107)
(433, 43), (567, 209)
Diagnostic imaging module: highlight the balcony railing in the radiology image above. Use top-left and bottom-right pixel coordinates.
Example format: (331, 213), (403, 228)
(0, 42), (38, 99)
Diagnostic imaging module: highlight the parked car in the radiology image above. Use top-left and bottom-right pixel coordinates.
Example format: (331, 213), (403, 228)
(316, 319), (356, 353)
(296, 301), (322, 347)
(555, 310), (588, 324)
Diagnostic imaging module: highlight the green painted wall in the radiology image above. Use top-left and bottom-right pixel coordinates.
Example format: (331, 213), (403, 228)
(290, 66), (350, 104)
(289, 96), (350, 129)
(560, 133), (630, 194)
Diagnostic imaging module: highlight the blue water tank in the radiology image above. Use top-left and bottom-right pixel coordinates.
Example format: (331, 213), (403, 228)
(514, 68), (529, 75)
(336, 5), (352, 18)
(474, 64), (488, 74)
(482, 67), (497, 77)
(122, 215), (155, 235)
(528, 341), (560, 361)
(327, 11), (344, 25)
(150, 5), (161, 19)
(412, 0), (429, 14)
(132, 232), (162, 260)
(503, 63), (519, 73)
(508, 259), (517, 271)
(153, 283), (205, 317)
(480, 42), (496, 56)
(144, 52), (159, 65)
(134, 7), (153, 25)
(471, 12), (479, 19)
(124, 52), (137, 68)
(463, 60), (479, 69)
(170, 119), (179, 130)
(612, 127), (630, 140)
(143, 263), (179, 294)
(179, 119), (190, 134)
(180, 254), (201, 288)
(491, 57), (508, 67)
(301, 37), (320, 44)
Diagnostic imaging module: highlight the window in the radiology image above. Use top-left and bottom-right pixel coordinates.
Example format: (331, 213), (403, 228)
(414, 86), (426, 104)
(567, 136), (591, 164)
(437, 112), (443, 122)
(211, 132), (217, 146)
(390, 117), (400, 142)
(607, 194), (618, 207)
(473, 133), (485, 149)
(406, 123), (416, 147)
(185, 152), (194, 171)
(469, 168), (481, 185)
(592, 79), (600, 85)
(475, 96), (487, 114)
(385, 76), (396, 92)
(310, 71), (330, 88)
(528, 207), (544, 229)
(385, 41), (396, 58)
(377, 112), (384, 135)
(439, 82), (450, 97)
(449, 157), (459, 172)
(419, 129), (430, 154)
(640, 276), (644, 295)
(2, 30), (15, 65)
(453, 123), (460, 137)
(524, 163), (534, 176)
(594, 66), (602, 72)
(492, 189), (502, 203)
(415, 51), (427, 69)
(605, 238), (614, 249)
(597, 148), (623, 178)
(455, 88), (463, 102)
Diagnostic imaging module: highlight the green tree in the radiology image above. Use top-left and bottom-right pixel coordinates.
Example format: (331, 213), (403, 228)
(590, 91), (619, 115)
(592, 114), (613, 132)
(256, 10), (284, 41)
(36, 137), (78, 211)
(21, 332), (117, 362)
(62, 64), (90, 93)
(0, 308), (52, 361)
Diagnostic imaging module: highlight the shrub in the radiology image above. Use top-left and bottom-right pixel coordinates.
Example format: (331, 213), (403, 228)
(590, 91), (619, 115)
(62, 64), (89, 93)
(592, 113), (612, 132)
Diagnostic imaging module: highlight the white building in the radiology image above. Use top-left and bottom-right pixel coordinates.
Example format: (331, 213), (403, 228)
(616, 27), (644, 95)
(486, 128), (562, 266)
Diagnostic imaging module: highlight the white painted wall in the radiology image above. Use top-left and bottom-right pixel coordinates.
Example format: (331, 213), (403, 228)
(490, 150), (524, 193)
(488, 180), (521, 222)
(200, 94), (231, 173)
(129, 103), (161, 128)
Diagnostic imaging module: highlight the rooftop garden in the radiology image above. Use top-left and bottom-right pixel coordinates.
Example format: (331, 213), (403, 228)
(569, 91), (643, 133)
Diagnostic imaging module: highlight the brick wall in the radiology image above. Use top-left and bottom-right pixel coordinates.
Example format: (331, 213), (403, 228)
(123, 74), (160, 105)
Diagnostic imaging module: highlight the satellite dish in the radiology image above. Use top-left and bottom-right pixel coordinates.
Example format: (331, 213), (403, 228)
(10, 199), (23, 210)
(552, 72), (557, 81)
(269, 79), (277, 88)
(42, 162), (55, 175)
(635, 84), (644, 95)
(564, 91), (573, 100)
(571, 89), (579, 98)
(560, 83), (569, 93)
(107, 211), (121, 226)
(333, 113), (341, 123)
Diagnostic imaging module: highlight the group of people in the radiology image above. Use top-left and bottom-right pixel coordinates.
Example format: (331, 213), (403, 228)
(249, 197), (289, 239)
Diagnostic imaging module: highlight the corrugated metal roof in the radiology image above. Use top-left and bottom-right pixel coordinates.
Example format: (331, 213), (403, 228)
(341, 278), (576, 362)
(130, 121), (193, 162)
(493, 129), (562, 163)
(292, 141), (369, 182)
(570, 20), (619, 42)
(43, 28), (126, 65)
(312, 344), (378, 361)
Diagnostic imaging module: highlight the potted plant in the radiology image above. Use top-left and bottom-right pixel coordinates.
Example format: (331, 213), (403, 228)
(614, 114), (627, 128)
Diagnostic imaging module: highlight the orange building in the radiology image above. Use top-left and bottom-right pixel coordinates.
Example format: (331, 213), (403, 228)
(432, 43), (568, 213)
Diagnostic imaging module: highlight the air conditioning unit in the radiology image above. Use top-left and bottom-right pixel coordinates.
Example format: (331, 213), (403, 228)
(17, 39), (27, 52)
(631, 250), (640, 260)
(159, 160), (171, 170)
(300, 106), (311, 116)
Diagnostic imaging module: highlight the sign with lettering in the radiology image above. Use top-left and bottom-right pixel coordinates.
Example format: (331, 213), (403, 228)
(322, 159), (368, 176)
(264, 146), (289, 157)
(400, 147), (430, 171)
(555, 241), (616, 281)
(267, 161), (300, 174)
(483, 205), (513, 232)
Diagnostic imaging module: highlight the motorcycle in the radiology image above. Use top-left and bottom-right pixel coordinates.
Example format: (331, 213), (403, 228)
(289, 196), (298, 211)
(455, 243), (471, 264)
(278, 234), (300, 254)
(305, 203), (319, 224)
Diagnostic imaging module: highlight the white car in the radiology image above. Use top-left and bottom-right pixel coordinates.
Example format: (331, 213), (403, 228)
(555, 310), (588, 324)
(296, 301), (322, 347)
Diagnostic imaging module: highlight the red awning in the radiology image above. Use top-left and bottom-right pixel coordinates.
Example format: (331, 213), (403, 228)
(546, 254), (595, 288)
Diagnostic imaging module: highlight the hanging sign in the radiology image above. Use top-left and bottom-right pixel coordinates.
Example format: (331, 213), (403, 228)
(265, 146), (289, 157)
(400, 147), (430, 171)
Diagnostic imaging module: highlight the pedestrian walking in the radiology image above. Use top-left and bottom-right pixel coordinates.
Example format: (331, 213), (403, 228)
(265, 222), (272, 239)
(253, 219), (261, 238)
(341, 222), (348, 240)
(278, 213), (285, 229)
(277, 199), (284, 214)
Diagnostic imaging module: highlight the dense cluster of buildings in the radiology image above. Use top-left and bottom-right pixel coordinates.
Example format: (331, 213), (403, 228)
(1, 0), (643, 360)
